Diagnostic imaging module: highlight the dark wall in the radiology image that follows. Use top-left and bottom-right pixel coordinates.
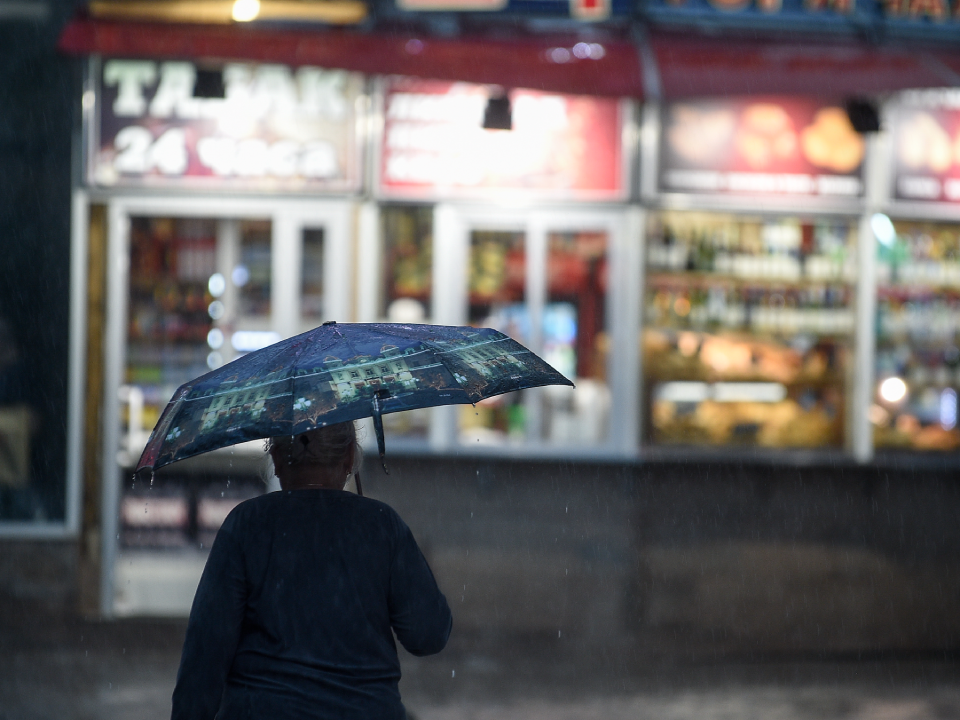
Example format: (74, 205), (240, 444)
(364, 454), (960, 655)
(0, 4), (78, 520)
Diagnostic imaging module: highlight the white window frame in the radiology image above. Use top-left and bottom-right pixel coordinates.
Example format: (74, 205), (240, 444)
(93, 193), (354, 617)
(427, 203), (639, 459)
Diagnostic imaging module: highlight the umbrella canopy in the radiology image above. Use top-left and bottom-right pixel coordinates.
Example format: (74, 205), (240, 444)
(136, 322), (573, 476)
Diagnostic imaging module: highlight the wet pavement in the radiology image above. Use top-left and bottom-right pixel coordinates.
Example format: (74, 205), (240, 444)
(2, 597), (959, 720)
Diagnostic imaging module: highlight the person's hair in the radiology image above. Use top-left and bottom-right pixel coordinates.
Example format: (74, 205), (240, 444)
(266, 422), (362, 474)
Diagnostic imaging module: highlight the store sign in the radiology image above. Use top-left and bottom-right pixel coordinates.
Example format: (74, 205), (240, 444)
(379, 78), (625, 200)
(891, 89), (960, 204)
(659, 98), (865, 198)
(90, 60), (362, 191)
(645, 0), (960, 40)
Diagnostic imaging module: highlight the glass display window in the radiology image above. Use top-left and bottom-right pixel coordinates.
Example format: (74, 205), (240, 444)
(541, 231), (610, 447)
(126, 217), (219, 449)
(873, 220), (960, 452)
(378, 206), (433, 441)
(461, 230), (529, 445)
(643, 211), (856, 450)
(237, 220), (272, 319)
(300, 228), (325, 323)
(381, 205), (432, 323)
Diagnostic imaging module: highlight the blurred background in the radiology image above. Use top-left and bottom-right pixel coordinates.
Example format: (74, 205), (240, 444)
(3, 0), (960, 717)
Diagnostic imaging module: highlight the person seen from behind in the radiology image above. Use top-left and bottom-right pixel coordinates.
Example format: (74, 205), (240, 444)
(171, 421), (452, 719)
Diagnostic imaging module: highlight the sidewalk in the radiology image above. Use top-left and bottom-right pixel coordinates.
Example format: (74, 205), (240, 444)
(2, 597), (959, 720)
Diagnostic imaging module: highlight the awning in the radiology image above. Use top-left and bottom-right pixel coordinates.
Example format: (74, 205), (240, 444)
(57, 18), (643, 98)
(650, 33), (960, 100)
(58, 17), (960, 101)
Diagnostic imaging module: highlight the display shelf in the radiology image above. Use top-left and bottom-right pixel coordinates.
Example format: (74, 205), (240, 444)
(643, 212), (855, 451)
(871, 220), (960, 453)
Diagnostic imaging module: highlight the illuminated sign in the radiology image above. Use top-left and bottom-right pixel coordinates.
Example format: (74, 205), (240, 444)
(378, 78), (625, 200)
(659, 97), (865, 198)
(891, 89), (960, 204)
(89, 59), (363, 192)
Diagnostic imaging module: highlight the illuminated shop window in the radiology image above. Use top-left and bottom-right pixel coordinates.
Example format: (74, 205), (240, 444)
(301, 228), (325, 322)
(873, 220), (960, 452)
(125, 217), (218, 459)
(381, 206), (432, 322)
(643, 212), (856, 450)
(380, 206), (433, 440)
(237, 220), (271, 318)
(540, 231), (610, 447)
(462, 230), (528, 445)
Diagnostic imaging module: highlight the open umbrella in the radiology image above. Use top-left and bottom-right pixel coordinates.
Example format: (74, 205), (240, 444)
(136, 322), (573, 492)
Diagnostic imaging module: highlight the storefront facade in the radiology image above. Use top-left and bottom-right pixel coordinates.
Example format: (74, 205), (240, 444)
(53, 7), (960, 635)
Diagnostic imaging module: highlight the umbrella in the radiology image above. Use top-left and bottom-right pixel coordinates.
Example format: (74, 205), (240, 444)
(135, 322), (573, 492)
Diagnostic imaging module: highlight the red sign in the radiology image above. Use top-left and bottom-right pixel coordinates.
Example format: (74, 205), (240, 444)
(90, 60), (363, 192)
(891, 89), (960, 204)
(659, 97), (865, 198)
(378, 78), (625, 201)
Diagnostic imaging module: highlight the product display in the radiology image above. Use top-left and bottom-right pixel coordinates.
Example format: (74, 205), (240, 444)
(461, 230), (528, 444)
(127, 217), (218, 439)
(873, 220), (960, 451)
(379, 206), (433, 440)
(644, 212), (855, 449)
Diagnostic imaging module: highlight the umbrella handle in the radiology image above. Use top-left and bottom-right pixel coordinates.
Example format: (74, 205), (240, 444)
(371, 393), (389, 475)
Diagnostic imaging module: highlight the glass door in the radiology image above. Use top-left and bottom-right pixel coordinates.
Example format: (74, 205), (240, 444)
(540, 228), (612, 448)
(463, 228), (531, 445)
(101, 196), (353, 617)
(431, 205), (628, 455)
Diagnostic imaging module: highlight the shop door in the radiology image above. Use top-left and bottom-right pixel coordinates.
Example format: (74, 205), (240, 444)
(99, 196), (352, 617)
(431, 205), (634, 455)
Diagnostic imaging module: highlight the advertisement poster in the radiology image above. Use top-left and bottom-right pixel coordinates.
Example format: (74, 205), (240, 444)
(891, 89), (960, 204)
(90, 59), (363, 192)
(659, 98), (865, 198)
(378, 78), (625, 201)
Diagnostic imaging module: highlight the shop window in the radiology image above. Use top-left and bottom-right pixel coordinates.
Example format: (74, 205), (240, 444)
(541, 231), (610, 447)
(126, 217), (217, 460)
(381, 206), (432, 322)
(379, 206), (433, 440)
(462, 230), (528, 445)
(237, 220), (271, 318)
(301, 228), (325, 322)
(873, 220), (960, 452)
(643, 212), (855, 450)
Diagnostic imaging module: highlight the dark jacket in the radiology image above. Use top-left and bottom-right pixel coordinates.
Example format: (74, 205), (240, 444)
(171, 489), (452, 720)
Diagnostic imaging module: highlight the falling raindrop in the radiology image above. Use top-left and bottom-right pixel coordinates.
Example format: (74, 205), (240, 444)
(451, 670), (455, 678)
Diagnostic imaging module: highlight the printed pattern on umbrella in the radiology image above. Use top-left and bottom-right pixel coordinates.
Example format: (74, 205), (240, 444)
(138, 323), (573, 472)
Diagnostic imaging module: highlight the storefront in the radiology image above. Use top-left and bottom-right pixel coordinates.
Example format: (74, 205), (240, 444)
(76, 57), (365, 614)
(874, 88), (960, 454)
(59, 15), (960, 618)
(641, 96), (867, 457)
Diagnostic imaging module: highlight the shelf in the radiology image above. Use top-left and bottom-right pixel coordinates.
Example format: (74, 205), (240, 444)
(646, 270), (852, 289)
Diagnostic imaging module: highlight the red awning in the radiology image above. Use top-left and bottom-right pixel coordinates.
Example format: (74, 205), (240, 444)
(58, 17), (960, 101)
(57, 18), (643, 98)
(650, 33), (960, 101)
